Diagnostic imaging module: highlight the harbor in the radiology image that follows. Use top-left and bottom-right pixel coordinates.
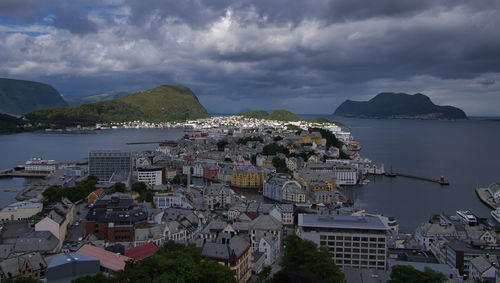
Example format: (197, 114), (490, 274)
(384, 171), (450, 185)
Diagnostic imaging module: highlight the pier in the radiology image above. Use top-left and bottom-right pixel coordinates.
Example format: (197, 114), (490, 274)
(385, 172), (450, 185)
(0, 169), (49, 179)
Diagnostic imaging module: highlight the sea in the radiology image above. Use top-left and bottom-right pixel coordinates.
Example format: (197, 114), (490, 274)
(1, 116), (499, 233)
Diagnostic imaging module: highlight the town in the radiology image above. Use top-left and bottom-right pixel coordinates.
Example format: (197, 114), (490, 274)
(0, 115), (498, 282)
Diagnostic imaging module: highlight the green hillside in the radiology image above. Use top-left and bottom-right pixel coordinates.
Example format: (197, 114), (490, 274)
(0, 78), (68, 116)
(25, 85), (209, 126)
(64, 91), (130, 106)
(267, 110), (303, 121)
(237, 109), (303, 122)
(237, 110), (269, 119)
(0, 113), (29, 133)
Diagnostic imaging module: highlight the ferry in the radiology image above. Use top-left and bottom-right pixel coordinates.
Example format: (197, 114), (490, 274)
(491, 209), (500, 224)
(456, 210), (478, 224)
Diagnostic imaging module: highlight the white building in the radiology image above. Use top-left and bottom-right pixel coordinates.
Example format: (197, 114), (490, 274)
(137, 166), (163, 186)
(0, 200), (43, 222)
(153, 193), (192, 209)
(193, 163), (204, 177)
(258, 233), (280, 266)
(297, 214), (390, 270)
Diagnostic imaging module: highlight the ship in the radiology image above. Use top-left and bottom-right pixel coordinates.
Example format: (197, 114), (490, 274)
(456, 210), (478, 225)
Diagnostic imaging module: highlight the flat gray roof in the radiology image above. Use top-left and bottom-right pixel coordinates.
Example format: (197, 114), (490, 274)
(298, 214), (390, 231)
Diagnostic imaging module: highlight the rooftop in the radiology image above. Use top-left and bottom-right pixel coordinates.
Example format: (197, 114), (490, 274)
(77, 244), (131, 272)
(298, 214), (390, 231)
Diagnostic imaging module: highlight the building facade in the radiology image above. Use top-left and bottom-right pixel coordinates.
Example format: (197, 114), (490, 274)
(137, 166), (163, 186)
(297, 214), (390, 270)
(88, 150), (132, 181)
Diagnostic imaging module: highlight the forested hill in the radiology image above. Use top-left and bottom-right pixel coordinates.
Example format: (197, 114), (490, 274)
(25, 85), (209, 126)
(0, 78), (68, 116)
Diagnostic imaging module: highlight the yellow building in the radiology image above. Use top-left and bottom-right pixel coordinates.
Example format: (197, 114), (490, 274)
(295, 172), (336, 195)
(290, 131), (323, 146)
(231, 167), (266, 188)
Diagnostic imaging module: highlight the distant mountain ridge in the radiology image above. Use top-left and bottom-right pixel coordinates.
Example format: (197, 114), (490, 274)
(334, 92), (468, 120)
(26, 85), (209, 126)
(237, 110), (303, 121)
(0, 78), (68, 116)
(64, 91), (130, 106)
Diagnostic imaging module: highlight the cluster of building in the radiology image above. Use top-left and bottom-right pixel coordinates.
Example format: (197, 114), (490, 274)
(0, 117), (402, 282)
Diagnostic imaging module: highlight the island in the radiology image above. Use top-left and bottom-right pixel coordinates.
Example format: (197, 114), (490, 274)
(333, 92), (468, 120)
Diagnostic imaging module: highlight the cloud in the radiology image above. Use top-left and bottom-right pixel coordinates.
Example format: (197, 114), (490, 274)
(0, 0), (499, 115)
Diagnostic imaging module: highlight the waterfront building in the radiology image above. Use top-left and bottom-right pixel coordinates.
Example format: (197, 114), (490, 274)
(231, 166), (266, 189)
(313, 190), (347, 205)
(201, 234), (253, 283)
(469, 255), (499, 282)
(88, 150), (132, 182)
(203, 164), (218, 180)
(297, 214), (390, 270)
(286, 131), (323, 146)
(137, 166), (163, 186)
(415, 215), (458, 251)
(25, 157), (56, 173)
(64, 166), (86, 177)
(263, 175), (305, 203)
(486, 183), (500, 203)
(0, 200), (42, 222)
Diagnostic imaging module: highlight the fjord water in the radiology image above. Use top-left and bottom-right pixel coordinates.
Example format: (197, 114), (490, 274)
(0, 119), (499, 233)
(335, 117), (499, 232)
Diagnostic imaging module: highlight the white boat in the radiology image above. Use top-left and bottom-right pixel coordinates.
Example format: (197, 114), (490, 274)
(491, 209), (500, 224)
(456, 210), (477, 224)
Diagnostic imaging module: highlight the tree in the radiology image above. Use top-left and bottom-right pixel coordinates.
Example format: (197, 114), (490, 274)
(278, 234), (344, 283)
(112, 182), (127, 193)
(272, 157), (291, 174)
(262, 143), (288, 156)
(172, 175), (181, 185)
(71, 273), (109, 283)
(112, 241), (237, 283)
(3, 278), (41, 283)
(257, 266), (272, 283)
(389, 265), (447, 283)
(217, 140), (228, 151)
(132, 182), (148, 193)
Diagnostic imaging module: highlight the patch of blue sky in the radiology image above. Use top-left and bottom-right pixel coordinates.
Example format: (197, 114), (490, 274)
(6, 31), (49, 37)
(0, 16), (54, 27)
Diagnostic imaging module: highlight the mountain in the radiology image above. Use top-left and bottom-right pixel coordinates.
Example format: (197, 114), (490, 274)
(64, 91), (130, 106)
(237, 109), (303, 121)
(334, 92), (468, 120)
(0, 78), (68, 116)
(25, 85), (209, 126)
(237, 110), (270, 119)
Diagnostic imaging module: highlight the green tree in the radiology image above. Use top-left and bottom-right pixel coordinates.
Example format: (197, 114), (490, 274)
(172, 175), (181, 184)
(389, 265), (447, 283)
(257, 266), (272, 283)
(42, 185), (63, 205)
(112, 182), (127, 193)
(279, 234), (344, 283)
(131, 182), (148, 193)
(71, 273), (109, 283)
(262, 143), (287, 156)
(272, 157), (291, 174)
(113, 241), (236, 283)
(217, 140), (228, 151)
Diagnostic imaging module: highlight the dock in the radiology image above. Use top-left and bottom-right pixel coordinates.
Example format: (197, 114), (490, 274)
(0, 169), (49, 179)
(476, 187), (498, 209)
(385, 172), (450, 185)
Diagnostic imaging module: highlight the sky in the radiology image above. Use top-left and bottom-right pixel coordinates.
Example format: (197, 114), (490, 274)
(0, 1), (500, 115)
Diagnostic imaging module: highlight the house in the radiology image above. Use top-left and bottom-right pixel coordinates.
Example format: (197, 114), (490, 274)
(35, 208), (70, 244)
(263, 175), (304, 203)
(278, 204), (294, 225)
(203, 164), (219, 180)
(134, 225), (165, 247)
(469, 255), (499, 282)
(231, 166), (266, 189)
(0, 252), (47, 281)
(14, 231), (60, 255)
(125, 242), (159, 260)
(250, 215), (283, 251)
(258, 233), (280, 266)
(201, 234), (253, 283)
(87, 188), (105, 204)
(46, 252), (100, 282)
(204, 183), (233, 210)
(77, 244), (132, 273)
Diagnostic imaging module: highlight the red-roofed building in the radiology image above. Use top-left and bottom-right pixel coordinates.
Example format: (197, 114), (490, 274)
(124, 242), (159, 260)
(77, 244), (131, 273)
(88, 188), (105, 204)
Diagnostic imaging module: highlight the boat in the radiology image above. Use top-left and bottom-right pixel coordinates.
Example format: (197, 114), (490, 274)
(491, 209), (500, 224)
(384, 164), (397, 177)
(456, 210), (478, 224)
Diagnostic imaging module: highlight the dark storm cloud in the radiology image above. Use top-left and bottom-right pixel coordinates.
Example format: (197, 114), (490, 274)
(1, 0), (500, 114)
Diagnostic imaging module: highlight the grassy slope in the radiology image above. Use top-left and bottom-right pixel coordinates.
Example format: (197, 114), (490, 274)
(267, 110), (303, 122)
(237, 110), (269, 119)
(63, 91), (130, 106)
